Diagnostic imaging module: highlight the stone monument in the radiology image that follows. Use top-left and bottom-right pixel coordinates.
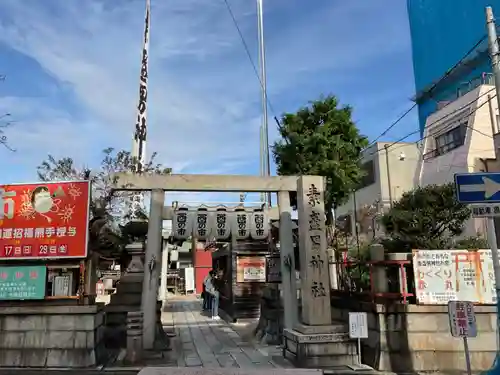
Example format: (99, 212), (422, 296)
(104, 220), (148, 349)
(283, 176), (357, 368)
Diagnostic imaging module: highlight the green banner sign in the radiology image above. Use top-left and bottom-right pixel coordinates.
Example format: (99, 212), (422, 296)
(0, 266), (47, 300)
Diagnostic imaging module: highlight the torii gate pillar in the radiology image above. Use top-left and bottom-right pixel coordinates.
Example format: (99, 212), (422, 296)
(141, 189), (165, 350)
(112, 173), (337, 357)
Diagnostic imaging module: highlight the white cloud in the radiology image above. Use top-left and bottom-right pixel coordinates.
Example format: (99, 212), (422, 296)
(0, 0), (411, 204)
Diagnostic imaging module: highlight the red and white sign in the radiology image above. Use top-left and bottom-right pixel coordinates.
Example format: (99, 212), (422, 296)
(0, 181), (90, 259)
(448, 301), (477, 338)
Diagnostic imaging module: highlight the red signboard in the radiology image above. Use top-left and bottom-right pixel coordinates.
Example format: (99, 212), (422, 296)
(0, 181), (90, 259)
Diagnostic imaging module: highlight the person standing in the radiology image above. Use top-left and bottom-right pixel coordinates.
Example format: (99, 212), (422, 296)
(202, 272), (211, 311)
(205, 271), (220, 320)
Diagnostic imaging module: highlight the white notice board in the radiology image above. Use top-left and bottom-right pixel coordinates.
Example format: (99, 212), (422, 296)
(349, 312), (368, 339)
(184, 267), (195, 293)
(412, 249), (496, 305)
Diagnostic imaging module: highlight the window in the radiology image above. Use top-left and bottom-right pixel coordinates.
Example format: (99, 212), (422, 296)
(359, 160), (375, 188)
(424, 123), (467, 159)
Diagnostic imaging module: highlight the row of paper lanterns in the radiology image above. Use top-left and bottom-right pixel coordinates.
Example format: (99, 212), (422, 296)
(172, 208), (269, 241)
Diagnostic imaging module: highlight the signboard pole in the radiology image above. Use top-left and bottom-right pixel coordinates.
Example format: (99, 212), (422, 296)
(357, 336), (361, 365)
(348, 312), (372, 371)
(448, 300), (477, 375)
(463, 336), (472, 375)
(487, 217), (500, 349)
(455, 171), (500, 349)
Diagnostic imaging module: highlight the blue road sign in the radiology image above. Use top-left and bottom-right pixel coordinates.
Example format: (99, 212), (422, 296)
(455, 173), (500, 204)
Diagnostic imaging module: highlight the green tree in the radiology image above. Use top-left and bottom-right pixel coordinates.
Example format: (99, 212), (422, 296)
(272, 95), (368, 225)
(37, 147), (171, 221)
(380, 183), (471, 251)
(454, 236), (489, 249)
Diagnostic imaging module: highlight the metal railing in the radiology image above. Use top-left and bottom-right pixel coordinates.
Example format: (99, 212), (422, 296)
(332, 258), (415, 304)
(436, 72), (494, 110)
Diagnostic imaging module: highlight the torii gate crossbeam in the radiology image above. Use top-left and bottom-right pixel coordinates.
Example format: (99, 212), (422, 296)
(111, 173), (300, 193)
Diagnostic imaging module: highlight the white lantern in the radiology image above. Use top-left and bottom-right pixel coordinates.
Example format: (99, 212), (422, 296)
(172, 208), (192, 240)
(233, 210), (251, 240)
(250, 211), (269, 240)
(214, 209), (231, 240)
(194, 209), (213, 241)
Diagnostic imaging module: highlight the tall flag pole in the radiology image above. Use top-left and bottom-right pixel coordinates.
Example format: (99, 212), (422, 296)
(133, 0), (150, 172)
(256, 0), (271, 206)
(130, 0), (151, 220)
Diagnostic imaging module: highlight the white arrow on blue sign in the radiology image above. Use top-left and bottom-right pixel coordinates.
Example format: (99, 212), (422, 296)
(455, 173), (500, 204)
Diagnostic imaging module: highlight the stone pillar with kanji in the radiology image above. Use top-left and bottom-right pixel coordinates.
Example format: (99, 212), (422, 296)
(297, 175), (331, 325)
(282, 175), (357, 368)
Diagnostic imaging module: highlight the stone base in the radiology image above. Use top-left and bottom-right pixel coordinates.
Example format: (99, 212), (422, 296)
(294, 323), (348, 335)
(104, 274), (144, 349)
(0, 305), (106, 368)
(105, 301), (164, 350)
(283, 328), (357, 368)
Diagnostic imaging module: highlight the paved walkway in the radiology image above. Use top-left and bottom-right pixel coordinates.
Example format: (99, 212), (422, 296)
(162, 297), (293, 369)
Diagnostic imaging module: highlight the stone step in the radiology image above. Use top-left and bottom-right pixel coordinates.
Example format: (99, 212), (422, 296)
(108, 294), (142, 305)
(114, 282), (144, 294)
(284, 348), (358, 368)
(137, 368), (324, 375)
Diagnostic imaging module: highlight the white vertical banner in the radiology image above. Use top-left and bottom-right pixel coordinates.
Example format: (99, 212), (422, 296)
(129, 0), (151, 220)
(133, 0), (150, 171)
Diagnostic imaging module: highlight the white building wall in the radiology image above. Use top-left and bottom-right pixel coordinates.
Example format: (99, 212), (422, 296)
(335, 142), (419, 236)
(336, 85), (498, 241)
(379, 142), (421, 204)
(418, 84), (497, 238)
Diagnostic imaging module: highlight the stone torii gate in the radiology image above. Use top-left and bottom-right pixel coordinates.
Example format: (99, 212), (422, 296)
(112, 173), (337, 365)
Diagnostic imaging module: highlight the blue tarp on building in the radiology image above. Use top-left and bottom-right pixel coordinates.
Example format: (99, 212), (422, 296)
(407, 0), (500, 135)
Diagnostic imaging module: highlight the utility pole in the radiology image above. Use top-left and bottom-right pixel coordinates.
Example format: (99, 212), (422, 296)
(257, 0), (272, 206)
(485, 5), (500, 351)
(384, 144), (393, 208)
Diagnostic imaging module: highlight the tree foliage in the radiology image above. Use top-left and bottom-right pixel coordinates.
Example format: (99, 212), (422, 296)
(272, 95), (368, 223)
(455, 236), (489, 249)
(380, 183), (471, 251)
(37, 147), (172, 222)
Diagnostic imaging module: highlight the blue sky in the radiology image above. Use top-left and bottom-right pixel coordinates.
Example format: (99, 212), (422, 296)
(0, 0), (417, 204)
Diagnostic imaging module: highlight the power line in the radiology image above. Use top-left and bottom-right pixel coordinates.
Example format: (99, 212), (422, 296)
(221, 0), (278, 116)
(225, 1), (488, 158)
(221, 0), (286, 133)
(221, 0), (493, 178)
(221, 0), (308, 177)
(367, 35), (487, 148)
(367, 104), (417, 146)
(366, 87), (496, 160)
